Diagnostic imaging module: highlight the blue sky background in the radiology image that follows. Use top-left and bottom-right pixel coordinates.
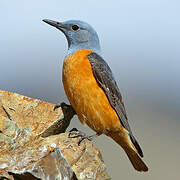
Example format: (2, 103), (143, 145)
(1, 1), (180, 179)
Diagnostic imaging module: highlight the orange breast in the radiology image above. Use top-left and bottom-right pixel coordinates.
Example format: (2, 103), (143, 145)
(62, 49), (121, 133)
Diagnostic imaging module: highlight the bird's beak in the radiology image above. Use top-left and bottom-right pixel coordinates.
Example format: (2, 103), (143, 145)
(43, 19), (64, 30)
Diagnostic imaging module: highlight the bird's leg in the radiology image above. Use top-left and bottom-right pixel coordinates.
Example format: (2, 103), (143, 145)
(54, 102), (76, 115)
(68, 128), (102, 145)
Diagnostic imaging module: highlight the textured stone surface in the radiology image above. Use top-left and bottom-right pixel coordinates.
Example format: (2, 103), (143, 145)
(0, 90), (111, 180)
(0, 90), (74, 137)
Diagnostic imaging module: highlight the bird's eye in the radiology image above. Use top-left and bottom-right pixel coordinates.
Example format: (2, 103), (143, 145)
(71, 25), (79, 31)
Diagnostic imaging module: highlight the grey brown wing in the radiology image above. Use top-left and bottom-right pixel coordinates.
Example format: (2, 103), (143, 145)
(88, 52), (132, 134)
(88, 52), (144, 157)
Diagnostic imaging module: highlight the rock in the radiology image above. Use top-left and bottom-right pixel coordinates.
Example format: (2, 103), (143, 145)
(0, 90), (75, 137)
(0, 90), (111, 180)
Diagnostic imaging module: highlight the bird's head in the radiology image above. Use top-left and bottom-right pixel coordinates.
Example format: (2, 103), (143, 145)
(43, 19), (101, 55)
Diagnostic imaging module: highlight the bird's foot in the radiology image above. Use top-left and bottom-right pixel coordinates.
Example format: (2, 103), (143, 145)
(54, 102), (76, 115)
(54, 103), (61, 111)
(68, 128), (100, 145)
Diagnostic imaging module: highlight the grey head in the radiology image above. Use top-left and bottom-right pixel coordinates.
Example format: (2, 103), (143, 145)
(43, 19), (101, 55)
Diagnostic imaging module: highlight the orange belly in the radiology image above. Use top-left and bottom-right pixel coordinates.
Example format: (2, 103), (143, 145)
(62, 49), (121, 133)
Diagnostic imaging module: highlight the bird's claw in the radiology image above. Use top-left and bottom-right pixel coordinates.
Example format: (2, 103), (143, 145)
(68, 128), (87, 139)
(54, 102), (70, 111)
(54, 102), (76, 115)
(68, 128), (94, 145)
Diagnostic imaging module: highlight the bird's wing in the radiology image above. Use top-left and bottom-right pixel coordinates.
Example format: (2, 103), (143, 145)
(88, 52), (144, 157)
(88, 52), (132, 134)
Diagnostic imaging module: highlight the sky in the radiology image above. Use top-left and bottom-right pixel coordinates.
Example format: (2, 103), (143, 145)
(0, 0), (180, 179)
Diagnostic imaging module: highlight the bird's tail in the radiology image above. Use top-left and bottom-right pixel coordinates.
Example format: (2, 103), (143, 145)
(107, 131), (148, 172)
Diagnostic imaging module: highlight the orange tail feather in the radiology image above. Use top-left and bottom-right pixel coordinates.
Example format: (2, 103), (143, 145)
(107, 131), (148, 172)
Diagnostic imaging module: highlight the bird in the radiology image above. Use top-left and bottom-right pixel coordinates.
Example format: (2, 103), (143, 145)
(43, 19), (148, 172)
